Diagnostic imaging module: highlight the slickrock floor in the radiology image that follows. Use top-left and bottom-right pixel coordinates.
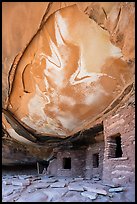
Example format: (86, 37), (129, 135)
(2, 174), (135, 202)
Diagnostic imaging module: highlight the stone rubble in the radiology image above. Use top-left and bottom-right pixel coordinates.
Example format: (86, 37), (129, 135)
(50, 181), (67, 188)
(93, 178), (100, 181)
(108, 187), (125, 193)
(3, 180), (12, 185)
(17, 190), (49, 202)
(2, 174), (135, 202)
(74, 177), (84, 181)
(12, 179), (30, 186)
(83, 186), (107, 195)
(3, 187), (14, 197)
(68, 183), (84, 192)
(81, 191), (98, 200)
(31, 182), (50, 189)
(45, 178), (58, 183)
(18, 175), (33, 180)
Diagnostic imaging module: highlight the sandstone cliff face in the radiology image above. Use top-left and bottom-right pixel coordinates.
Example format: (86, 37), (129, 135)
(2, 2), (135, 164)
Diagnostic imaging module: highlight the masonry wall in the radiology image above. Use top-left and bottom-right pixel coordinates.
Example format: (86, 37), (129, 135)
(85, 140), (104, 179)
(48, 137), (104, 178)
(47, 149), (86, 177)
(102, 104), (135, 186)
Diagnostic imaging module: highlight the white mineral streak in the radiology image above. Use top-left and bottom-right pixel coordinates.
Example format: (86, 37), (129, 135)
(55, 11), (70, 42)
(28, 85), (48, 119)
(55, 11), (122, 73)
(60, 95), (76, 106)
(57, 113), (79, 131)
(84, 84), (109, 106)
(7, 128), (34, 144)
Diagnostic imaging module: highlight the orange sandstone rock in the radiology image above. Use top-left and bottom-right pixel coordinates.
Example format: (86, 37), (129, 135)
(6, 5), (133, 138)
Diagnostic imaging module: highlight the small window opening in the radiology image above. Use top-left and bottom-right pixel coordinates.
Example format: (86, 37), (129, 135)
(107, 133), (123, 158)
(93, 153), (99, 168)
(63, 157), (71, 169)
(115, 135), (123, 158)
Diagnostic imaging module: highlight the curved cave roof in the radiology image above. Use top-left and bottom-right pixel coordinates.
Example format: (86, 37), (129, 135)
(2, 2), (135, 164)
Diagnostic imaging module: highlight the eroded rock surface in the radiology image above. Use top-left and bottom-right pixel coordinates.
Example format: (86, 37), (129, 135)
(4, 4), (134, 139)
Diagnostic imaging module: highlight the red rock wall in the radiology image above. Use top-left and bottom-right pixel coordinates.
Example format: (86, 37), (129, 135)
(102, 103), (135, 185)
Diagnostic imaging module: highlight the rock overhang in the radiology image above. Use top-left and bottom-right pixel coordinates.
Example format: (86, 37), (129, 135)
(5, 4), (133, 139)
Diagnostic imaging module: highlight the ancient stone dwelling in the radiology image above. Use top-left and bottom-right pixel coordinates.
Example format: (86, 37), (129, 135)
(47, 102), (135, 186)
(2, 2), (135, 202)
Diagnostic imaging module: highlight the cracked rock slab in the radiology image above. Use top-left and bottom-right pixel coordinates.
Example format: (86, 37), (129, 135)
(109, 187), (125, 193)
(18, 175), (34, 180)
(83, 186), (107, 195)
(81, 191), (98, 200)
(50, 181), (67, 188)
(16, 190), (49, 202)
(74, 177), (84, 181)
(3, 180), (12, 185)
(2, 188), (14, 197)
(12, 179), (30, 186)
(2, 192), (21, 202)
(43, 187), (68, 202)
(32, 182), (50, 189)
(46, 178), (58, 183)
(68, 183), (84, 192)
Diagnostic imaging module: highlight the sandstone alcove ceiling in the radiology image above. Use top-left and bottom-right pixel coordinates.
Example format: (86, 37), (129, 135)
(2, 2), (135, 164)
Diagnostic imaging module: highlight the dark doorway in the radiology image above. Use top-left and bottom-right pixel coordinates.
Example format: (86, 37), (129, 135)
(107, 133), (123, 159)
(93, 153), (99, 168)
(63, 157), (71, 169)
(115, 135), (123, 158)
(37, 160), (49, 174)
